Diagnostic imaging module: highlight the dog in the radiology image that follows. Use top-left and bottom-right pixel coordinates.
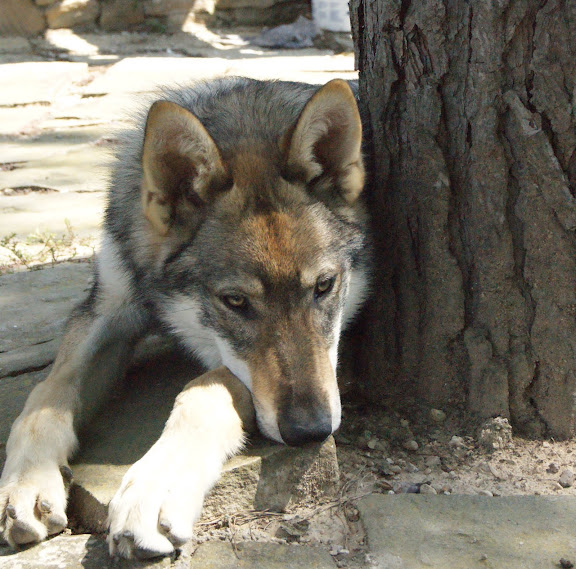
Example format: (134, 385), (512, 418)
(0, 76), (370, 559)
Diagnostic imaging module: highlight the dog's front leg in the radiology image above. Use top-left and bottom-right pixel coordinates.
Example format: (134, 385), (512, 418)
(0, 296), (141, 548)
(107, 366), (255, 560)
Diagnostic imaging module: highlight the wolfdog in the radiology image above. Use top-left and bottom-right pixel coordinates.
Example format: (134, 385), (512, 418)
(0, 77), (370, 559)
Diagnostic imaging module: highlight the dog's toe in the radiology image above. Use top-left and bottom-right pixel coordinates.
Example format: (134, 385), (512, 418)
(8, 518), (45, 546)
(1, 466), (69, 547)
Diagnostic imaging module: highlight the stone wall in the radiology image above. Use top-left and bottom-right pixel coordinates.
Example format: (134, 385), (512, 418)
(0, 0), (311, 36)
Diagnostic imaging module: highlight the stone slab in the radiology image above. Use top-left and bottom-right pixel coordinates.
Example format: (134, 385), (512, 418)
(0, 534), (170, 568)
(358, 494), (576, 569)
(68, 349), (339, 532)
(84, 57), (229, 95)
(51, 93), (139, 122)
(227, 54), (356, 76)
(0, 62), (88, 106)
(0, 145), (111, 193)
(0, 191), (105, 238)
(0, 262), (92, 354)
(0, 534), (336, 568)
(187, 541), (337, 568)
(0, 106), (51, 136)
(1, 125), (114, 161)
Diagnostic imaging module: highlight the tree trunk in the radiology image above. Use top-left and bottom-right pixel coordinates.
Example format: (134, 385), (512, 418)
(348, 0), (576, 438)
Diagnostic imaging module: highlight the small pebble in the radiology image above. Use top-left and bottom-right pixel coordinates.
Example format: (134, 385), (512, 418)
(406, 463), (419, 473)
(449, 436), (466, 448)
(547, 462), (560, 474)
(389, 465), (402, 474)
(329, 545), (348, 556)
(560, 558), (574, 569)
(480, 554), (488, 561)
(559, 469), (574, 488)
(478, 417), (513, 451)
(375, 440), (388, 452)
(419, 483), (437, 495)
(425, 455), (441, 468)
(367, 438), (378, 450)
(477, 490), (493, 497)
(430, 408), (446, 422)
(403, 440), (419, 451)
(400, 419), (410, 428)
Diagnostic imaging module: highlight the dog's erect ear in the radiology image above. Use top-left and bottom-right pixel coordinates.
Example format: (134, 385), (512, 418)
(141, 100), (228, 235)
(282, 79), (364, 205)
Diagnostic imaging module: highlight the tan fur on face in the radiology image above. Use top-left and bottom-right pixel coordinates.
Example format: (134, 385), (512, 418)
(241, 212), (301, 281)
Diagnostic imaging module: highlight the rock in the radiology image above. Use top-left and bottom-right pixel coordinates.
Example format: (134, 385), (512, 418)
(559, 469), (574, 488)
(83, 57), (228, 96)
(0, 263), (92, 357)
(249, 16), (319, 49)
(359, 495), (576, 568)
(547, 462), (560, 474)
(449, 435), (466, 449)
(144, 0), (205, 16)
(367, 437), (378, 450)
(100, 0), (145, 31)
(67, 351), (339, 532)
(478, 417), (513, 451)
(215, 0), (309, 26)
(188, 541), (336, 568)
(478, 489), (494, 497)
(430, 408), (447, 422)
(0, 0), (45, 36)
(419, 483), (437, 495)
(0, 60), (88, 106)
(0, 534), (120, 569)
(403, 440), (419, 451)
(46, 0), (100, 29)
(425, 455), (441, 468)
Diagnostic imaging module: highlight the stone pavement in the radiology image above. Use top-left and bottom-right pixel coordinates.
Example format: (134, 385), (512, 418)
(2, 31), (576, 569)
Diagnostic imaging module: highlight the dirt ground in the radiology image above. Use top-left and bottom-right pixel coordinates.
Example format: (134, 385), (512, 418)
(188, 400), (576, 569)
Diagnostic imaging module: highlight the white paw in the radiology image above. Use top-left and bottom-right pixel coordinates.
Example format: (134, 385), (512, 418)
(0, 464), (71, 547)
(107, 443), (209, 559)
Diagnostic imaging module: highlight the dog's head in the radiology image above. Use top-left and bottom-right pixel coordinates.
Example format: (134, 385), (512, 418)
(140, 80), (367, 445)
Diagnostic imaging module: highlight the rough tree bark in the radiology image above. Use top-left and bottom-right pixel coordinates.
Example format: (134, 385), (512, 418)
(347, 0), (576, 438)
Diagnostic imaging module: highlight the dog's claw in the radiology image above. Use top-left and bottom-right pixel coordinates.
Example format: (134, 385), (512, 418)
(6, 504), (17, 520)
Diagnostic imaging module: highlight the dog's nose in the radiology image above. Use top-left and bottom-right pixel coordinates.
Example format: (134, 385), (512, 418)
(277, 408), (333, 446)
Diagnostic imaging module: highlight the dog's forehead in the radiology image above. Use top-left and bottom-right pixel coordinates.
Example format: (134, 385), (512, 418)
(239, 209), (332, 282)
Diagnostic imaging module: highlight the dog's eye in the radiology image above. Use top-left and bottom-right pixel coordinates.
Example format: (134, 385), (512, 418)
(222, 294), (248, 310)
(314, 276), (335, 299)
